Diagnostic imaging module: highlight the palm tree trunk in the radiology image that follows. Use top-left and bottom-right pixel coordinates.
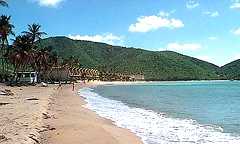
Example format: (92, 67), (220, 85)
(1, 39), (5, 77)
(5, 40), (9, 78)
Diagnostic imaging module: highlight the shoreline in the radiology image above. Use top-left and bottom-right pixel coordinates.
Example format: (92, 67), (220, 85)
(1, 81), (240, 143)
(81, 81), (240, 144)
(40, 82), (143, 144)
(0, 82), (143, 144)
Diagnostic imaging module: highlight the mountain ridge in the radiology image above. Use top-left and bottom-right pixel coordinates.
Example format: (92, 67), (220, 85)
(39, 36), (238, 80)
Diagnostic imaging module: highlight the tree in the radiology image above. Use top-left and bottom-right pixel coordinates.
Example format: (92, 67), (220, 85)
(22, 23), (47, 45)
(8, 34), (58, 83)
(0, 15), (14, 78)
(0, 16), (14, 47)
(63, 56), (80, 68)
(8, 35), (34, 82)
(34, 47), (51, 81)
(0, 0), (8, 7)
(19, 23), (48, 82)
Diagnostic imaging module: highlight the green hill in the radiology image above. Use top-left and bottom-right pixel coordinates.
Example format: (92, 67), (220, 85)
(221, 60), (240, 80)
(40, 36), (222, 81)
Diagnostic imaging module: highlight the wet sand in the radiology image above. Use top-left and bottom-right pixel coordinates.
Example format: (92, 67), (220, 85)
(41, 83), (143, 144)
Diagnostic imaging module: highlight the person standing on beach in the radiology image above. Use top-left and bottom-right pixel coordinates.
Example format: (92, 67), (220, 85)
(57, 81), (62, 89)
(72, 82), (75, 91)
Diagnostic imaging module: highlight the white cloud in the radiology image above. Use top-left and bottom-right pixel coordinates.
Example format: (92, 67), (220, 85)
(186, 0), (200, 9)
(159, 11), (170, 17)
(230, 3), (240, 9)
(166, 42), (202, 51)
(129, 12), (184, 33)
(203, 11), (219, 17)
(32, 0), (64, 7)
(68, 33), (124, 45)
(158, 10), (176, 17)
(233, 53), (240, 60)
(224, 53), (240, 66)
(230, 0), (240, 9)
(231, 27), (240, 35)
(208, 36), (218, 40)
(196, 55), (223, 66)
(196, 55), (214, 63)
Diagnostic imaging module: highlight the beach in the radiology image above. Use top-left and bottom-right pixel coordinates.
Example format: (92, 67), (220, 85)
(0, 83), (143, 144)
(0, 84), (56, 144)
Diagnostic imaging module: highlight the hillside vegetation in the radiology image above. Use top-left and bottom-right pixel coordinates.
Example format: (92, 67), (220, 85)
(40, 36), (223, 81)
(221, 60), (240, 80)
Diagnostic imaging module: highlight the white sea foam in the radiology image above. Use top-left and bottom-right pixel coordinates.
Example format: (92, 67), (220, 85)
(79, 87), (240, 144)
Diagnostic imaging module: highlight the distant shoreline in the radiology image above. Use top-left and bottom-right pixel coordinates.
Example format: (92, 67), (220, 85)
(88, 80), (235, 85)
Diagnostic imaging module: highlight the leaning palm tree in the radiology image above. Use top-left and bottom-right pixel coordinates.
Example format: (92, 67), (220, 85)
(22, 23), (47, 45)
(0, 0), (8, 7)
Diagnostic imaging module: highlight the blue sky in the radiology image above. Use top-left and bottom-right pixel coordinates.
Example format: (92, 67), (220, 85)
(1, 0), (240, 66)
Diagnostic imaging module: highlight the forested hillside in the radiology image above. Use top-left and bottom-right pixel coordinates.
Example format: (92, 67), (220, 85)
(221, 60), (240, 80)
(40, 36), (223, 81)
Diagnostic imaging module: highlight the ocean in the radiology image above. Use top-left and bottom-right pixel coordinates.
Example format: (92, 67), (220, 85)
(79, 81), (240, 144)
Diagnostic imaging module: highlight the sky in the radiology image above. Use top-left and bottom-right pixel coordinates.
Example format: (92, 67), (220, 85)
(1, 0), (240, 66)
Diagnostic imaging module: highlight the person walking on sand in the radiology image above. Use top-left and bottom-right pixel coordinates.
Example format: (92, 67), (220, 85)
(58, 81), (62, 89)
(72, 82), (75, 91)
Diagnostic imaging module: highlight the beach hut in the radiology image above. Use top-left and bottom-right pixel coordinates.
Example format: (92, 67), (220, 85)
(16, 71), (38, 83)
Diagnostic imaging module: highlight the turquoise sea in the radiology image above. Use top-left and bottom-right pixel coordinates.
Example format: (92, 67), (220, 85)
(79, 81), (240, 144)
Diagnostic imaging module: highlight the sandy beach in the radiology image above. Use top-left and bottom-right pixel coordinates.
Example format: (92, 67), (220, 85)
(0, 83), (143, 144)
(0, 84), (56, 144)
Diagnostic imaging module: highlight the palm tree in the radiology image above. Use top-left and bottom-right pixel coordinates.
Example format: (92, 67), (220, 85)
(8, 35), (34, 82)
(33, 46), (58, 82)
(34, 48), (50, 81)
(0, 15), (14, 51)
(22, 23), (47, 45)
(0, 15), (14, 78)
(0, 0), (8, 7)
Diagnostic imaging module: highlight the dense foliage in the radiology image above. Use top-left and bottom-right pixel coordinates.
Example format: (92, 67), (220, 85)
(40, 36), (223, 81)
(221, 60), (240, 80)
